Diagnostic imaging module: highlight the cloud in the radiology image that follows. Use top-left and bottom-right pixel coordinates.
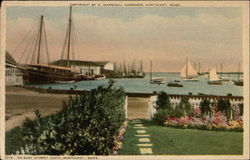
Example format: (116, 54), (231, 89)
(6, 11), (242, 72)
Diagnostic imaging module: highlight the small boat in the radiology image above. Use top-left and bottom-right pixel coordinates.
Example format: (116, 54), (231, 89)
(150, 78), (165, 84)
(167, 82), (183, 87)
(233, 63), (243, 86)
(220, 77), (230, 81)
(233, 79), (243, 86)
(174, 80), (180, 82)
(198, 93), (206, 95)
(219, 64), (230, 81)
(94, 74), (106, 80)
(149, 60), (165, 85)
(55, 80), (75, 84)
(180, 58), (199, 82)
(197, 62), (205, 76)
(208, 68), (222, 85)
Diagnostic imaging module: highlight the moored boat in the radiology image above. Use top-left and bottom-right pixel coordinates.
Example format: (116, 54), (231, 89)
(208, 68), (222, 85)
(55, 80), (76, 84)
(180, 58), (199, 81)
(149, 60), (165, 85)
(19, 14), (84, 84)
(150, 78), (165, 84)
(233, 63), (243, 86)
(167, 82), (183, 87)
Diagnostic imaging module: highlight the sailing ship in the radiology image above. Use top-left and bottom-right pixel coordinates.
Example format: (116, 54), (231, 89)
(180, 58), (198, 81)
(19, 11), (84, 84)
(219, 64), (229, 81)
(149, 60), (165, 84)
(233, 63), (243, 86)
(208, 68), (222, 85)
(109, 59), (145, 78)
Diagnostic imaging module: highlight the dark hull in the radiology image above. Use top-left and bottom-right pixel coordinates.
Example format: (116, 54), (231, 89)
(23, 69), (81, 84)
(233, 80), (243, 86)
(208, 81), (222, 85)
(167, 83), (183, 87)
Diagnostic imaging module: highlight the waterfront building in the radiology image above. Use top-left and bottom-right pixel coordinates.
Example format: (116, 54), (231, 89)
(51, 60), (114, 76)
(51, 59), (101, 75)
(94, 61), (114, 74)
(5, 51), (23, 86)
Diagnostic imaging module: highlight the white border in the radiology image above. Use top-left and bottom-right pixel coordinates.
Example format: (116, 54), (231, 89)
(1, 1), (249, 159)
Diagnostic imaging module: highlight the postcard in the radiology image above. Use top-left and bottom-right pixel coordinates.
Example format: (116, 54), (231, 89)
(0, 1), (249, 160)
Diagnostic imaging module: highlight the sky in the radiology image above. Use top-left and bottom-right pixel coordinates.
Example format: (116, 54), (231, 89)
(6, 6), (242, 72)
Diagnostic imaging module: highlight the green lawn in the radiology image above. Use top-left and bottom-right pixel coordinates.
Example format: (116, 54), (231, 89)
(6, 120), (243, 155)
(119, 120), (243, 155)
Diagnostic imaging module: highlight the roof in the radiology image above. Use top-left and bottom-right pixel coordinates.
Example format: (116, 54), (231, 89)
(5, 51), (17, 65)
(51, 59), (101, 67)
(93, 61), (110, 67)
(28, 64), (73, 71)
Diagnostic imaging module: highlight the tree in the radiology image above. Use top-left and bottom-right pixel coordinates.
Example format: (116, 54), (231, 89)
(155, 91), (171, 110)
(153, 91), (173, 124)
(199, 99), (211, 117)
(218, 99), (231, 121)
(176, 97), (193, 117)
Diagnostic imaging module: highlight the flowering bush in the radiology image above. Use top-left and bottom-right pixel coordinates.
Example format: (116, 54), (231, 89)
(111, 121), (128, 155)
(155, 92), (243, 132)
(164, 110), (243, 132)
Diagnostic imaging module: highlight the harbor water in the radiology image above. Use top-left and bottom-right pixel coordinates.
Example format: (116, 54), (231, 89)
(27, 73), (243, 96)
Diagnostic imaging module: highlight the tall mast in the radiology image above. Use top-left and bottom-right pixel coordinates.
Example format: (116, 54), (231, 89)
(186, 57), (188, 78)
(150, 60), (152, 81)
(66, 6), (72, 67)
(220, 63), (223, 78)
(37, 15), (44, 64)
(140, 60), (143, 73)
(198, 62), (201, 73)
(123, 59), (127, 75)
(238, 62), (240, 79)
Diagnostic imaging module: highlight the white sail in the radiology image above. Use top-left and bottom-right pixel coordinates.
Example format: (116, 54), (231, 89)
(180, 60), (198, 78)
(209, 68), (220, 81)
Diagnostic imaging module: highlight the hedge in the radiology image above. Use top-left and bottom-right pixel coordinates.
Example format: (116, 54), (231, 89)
(21, 85), (126, 155)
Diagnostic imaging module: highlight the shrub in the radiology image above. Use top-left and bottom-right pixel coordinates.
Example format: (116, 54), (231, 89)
(238, 103), (243, 116)
(21, 85), (126, 155)
(153, 108), (175, 124)
(155, 91), (171, 110)
(175, 97), (193, 117)
(218, 99), (231, 121)
(153, 91), (174, 124)
(173, 104), (185, 118)
(199, 99), (211, 117)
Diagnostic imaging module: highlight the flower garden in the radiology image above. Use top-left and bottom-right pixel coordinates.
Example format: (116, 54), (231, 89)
(5, 89), (243, 155)
(154, 92), (243, 132)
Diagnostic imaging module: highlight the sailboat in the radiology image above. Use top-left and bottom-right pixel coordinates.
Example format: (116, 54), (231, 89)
(180, 58), (198, 81)
(197, 62), (205, 76)
(219, 64), (229, 81)
(208, 68), (222, 85)
(20, 13), (82, 84)
(233, 63), (243, 86)
(149, 60), (165, 84)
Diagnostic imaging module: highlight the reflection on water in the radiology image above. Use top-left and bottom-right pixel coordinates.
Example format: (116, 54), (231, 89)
(28, 73), (243, 96)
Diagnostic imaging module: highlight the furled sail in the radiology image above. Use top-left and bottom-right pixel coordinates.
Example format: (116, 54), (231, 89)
(180, 60), (198, 78)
